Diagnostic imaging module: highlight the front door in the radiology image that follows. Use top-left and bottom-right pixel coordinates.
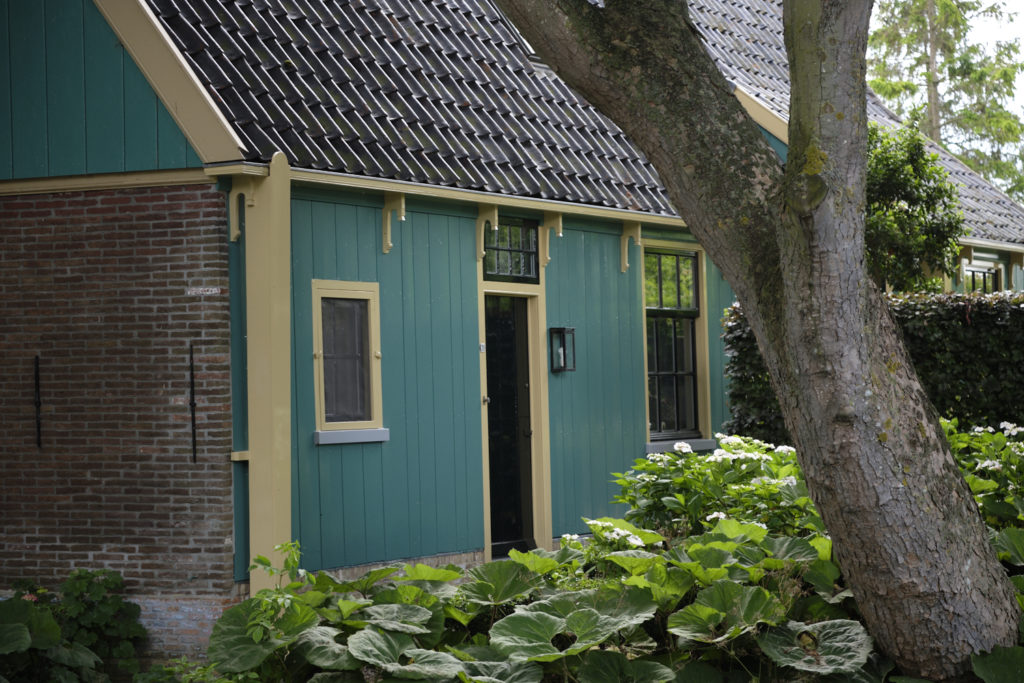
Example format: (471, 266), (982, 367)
(484, 295), (534, 557)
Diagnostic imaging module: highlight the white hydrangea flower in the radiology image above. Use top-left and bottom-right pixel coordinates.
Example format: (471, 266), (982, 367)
(978, 459), (1003, 472)
(673, 441), (693, 453)
(718, 435), (744, 447)
(775, 445), (796, 455)
(751, 521), (768, 529)
(626, 534), (645, 547)
(647, 452), (673, 465)
(1000, 422), (1022, 436)
(705, 511), (726, 521)
(635, 473), (657, 483)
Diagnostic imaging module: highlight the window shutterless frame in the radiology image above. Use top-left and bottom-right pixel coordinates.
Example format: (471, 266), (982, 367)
(312, 280), (383, 432)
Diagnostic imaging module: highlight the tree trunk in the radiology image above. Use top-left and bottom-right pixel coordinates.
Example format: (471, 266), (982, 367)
(924, 0), (944, 141)
(494, 0), (1020, 679)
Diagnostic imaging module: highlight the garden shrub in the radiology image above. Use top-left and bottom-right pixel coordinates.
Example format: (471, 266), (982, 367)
(1, 568), (146, 682)
(139, 420), (1024, 682)
(723, 291), (1024, 444)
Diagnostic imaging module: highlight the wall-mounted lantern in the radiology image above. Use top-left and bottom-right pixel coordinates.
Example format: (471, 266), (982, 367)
(549, 327), (576, 373)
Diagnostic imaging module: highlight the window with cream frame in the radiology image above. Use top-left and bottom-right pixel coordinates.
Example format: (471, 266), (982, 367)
(312, 280), (383, 432)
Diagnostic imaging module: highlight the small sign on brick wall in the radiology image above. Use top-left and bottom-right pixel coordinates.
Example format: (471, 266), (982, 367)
(187, 286), (222, 296)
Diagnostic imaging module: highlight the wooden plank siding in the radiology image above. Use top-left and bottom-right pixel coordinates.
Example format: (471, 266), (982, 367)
(290, 191), (484, 571)
(0, 0), (201, 180)
(545, 221), (648, 535)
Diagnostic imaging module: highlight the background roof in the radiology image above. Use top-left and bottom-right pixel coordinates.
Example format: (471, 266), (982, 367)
(691, 0), (1024, 245)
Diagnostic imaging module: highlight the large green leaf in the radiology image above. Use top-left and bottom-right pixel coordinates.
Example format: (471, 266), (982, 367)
(576, 650), (674, 683)
(382, 648), (464, 680)
(973, 646), (1024, 683)
(348, 629), (415, 667)
(624, 565), (695, 605)
(460, 561), (541, 606)
(490, 607), (619, 663)
(0, 623), (30, 654)
(44, 641), (102, 669)
(459, 658), (543, 683)
(335, 567), (401, 596)
(292, 626), (360, 671)
(207, 598), (319, 673)
(0, 598), (61, 650)
(398, 563), (462, 582)
(995, 528), (1024, 565)
(605, 550), (665, 576)
(348, 604), (433, 635)
(667, 580), (785, 643)
(672, 661), (722, 682)
(760, 536), (819, 563)
(711, 518), (768, 543)
(518, 585), (657, 631)
(507, 549), (560, 575)
(756, 620), (872, 674)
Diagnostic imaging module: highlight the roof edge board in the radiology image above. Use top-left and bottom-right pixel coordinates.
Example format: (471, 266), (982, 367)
(961, 236), (1024, 254)
(0, 169), (213, 196)
(734, 85), (788, 144)
(288, 168), (687, 228)
(94, 0), (247, 164)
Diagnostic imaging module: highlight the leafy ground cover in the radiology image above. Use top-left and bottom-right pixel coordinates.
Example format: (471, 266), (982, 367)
(134, 420), (1024, 682)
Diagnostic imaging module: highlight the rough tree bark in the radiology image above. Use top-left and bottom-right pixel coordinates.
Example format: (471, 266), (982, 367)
(493, 0), (1020, 679)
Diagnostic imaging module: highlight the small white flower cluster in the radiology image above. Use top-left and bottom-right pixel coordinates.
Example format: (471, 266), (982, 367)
(634, 473), (658, 484)
(561, 533), (580, 542)
(1000, 422), (1023, 437)
(717, 435), (745, 447)
(584, 518), (648, 547)
(775, 445), (796, 455)
(705, 449), (772, 463)
(673, 441), (693, 453)
(646, 452), (675, 466)
(973, 426), (996, 433)
(750, 521), (768, 530)
(750, 476), (798, 487)
(977, 459), (1003, 472)
(705, 511), (726, 522)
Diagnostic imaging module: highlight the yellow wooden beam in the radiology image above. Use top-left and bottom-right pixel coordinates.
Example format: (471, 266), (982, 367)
(93, 0), (246, 163)
(243, 152), (293, 591)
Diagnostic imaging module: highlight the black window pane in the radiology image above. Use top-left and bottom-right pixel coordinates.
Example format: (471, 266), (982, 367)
(322, 297), (370, 422)
(656, 318), (674, 372)
(675, 319), (694, 373)
(658, 376), (677, 432)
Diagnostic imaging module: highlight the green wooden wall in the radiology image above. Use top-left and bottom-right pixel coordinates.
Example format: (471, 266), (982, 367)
(290, 190), (483, 571)
(546, 220), (648, 535)
(0, 0), (201, 180)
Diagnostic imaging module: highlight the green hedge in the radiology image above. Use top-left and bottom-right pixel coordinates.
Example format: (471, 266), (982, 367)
(723, 291), (1024, 444)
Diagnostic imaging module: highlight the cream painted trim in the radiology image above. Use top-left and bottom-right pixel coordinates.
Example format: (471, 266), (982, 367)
(205, 163), (269, 177)
(478, 247), (553, 560)
(382, 193), (405, 254)
(642, 238), (713, 440)
(94, 0), (246, 163)
(961, 236), (1024, 255)
(242, 153), (293, 592)
(0, 169), (212, 196)
(231, 450), (250, 462)
(311, 280), (384, 431)
(621, 222), (642, 272)
(734, 85), (789, 143)
(291, 168), (686, 227)
(541, 212), (563, 267)
(477, 204), (498, 260)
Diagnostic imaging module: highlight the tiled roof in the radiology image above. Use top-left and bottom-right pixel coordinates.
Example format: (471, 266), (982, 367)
(690, 0), (1024, 245)
(148, 0), (1024, 243)
(146, 0), (674, 215)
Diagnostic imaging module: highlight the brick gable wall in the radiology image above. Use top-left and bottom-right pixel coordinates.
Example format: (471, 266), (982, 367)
(0, 183), (239, 657)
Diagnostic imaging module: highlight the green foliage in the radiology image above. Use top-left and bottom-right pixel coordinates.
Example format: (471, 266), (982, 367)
(869, 0), (1024, 199)
(866, 123), (965, 292)
(58, 569), (148, 676)
(723, 292), (1024, 443)
(152, 424), (1024, 681)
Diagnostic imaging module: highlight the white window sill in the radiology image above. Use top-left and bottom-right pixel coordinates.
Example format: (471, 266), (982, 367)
(315, 428), (390, 445)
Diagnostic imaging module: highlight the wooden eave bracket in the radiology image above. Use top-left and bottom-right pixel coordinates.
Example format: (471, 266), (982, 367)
(621, 221), (642, 272)
(541, 211), (562, 267)
(477, 203), (499, 261)
(228, 176), (258, 242)
(383, 192), (405, 254)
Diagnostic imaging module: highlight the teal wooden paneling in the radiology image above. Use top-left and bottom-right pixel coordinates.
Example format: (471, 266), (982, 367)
(547, 221), (647, 535)
(9, 2), (47, 179)
(232, 461), (250, 581)
(705, 256), (735, 433)
(0, 0), (202, 180)
(761, 127), (788, 162)
(229, 213), (249, 453)
(0, 0), (11, 177)
(291, 192), (482, 571)
(46, 0), (86, 177)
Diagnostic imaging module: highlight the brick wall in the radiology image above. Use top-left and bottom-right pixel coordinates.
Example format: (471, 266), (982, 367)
(0, 183), (238, 657)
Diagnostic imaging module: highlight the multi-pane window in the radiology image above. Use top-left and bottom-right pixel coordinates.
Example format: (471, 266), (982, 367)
(312, 280), (383, 431)
(964, 266), (999, 293)
(484, 218), (539, 283)
(645, 252), (700, 439)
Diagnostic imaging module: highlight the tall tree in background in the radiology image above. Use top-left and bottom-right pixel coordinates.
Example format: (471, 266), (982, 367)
(495, 0), (1019, 679)
(869, 0), (1024, 198)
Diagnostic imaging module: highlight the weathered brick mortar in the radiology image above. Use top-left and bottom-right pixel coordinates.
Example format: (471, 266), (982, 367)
(0, 183), (238, 657)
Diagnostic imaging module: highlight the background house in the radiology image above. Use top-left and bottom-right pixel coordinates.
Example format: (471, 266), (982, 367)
(2, 0), (1024, 658)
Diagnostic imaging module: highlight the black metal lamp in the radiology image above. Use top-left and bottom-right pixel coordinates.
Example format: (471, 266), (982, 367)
(549, 327), (576, 372)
